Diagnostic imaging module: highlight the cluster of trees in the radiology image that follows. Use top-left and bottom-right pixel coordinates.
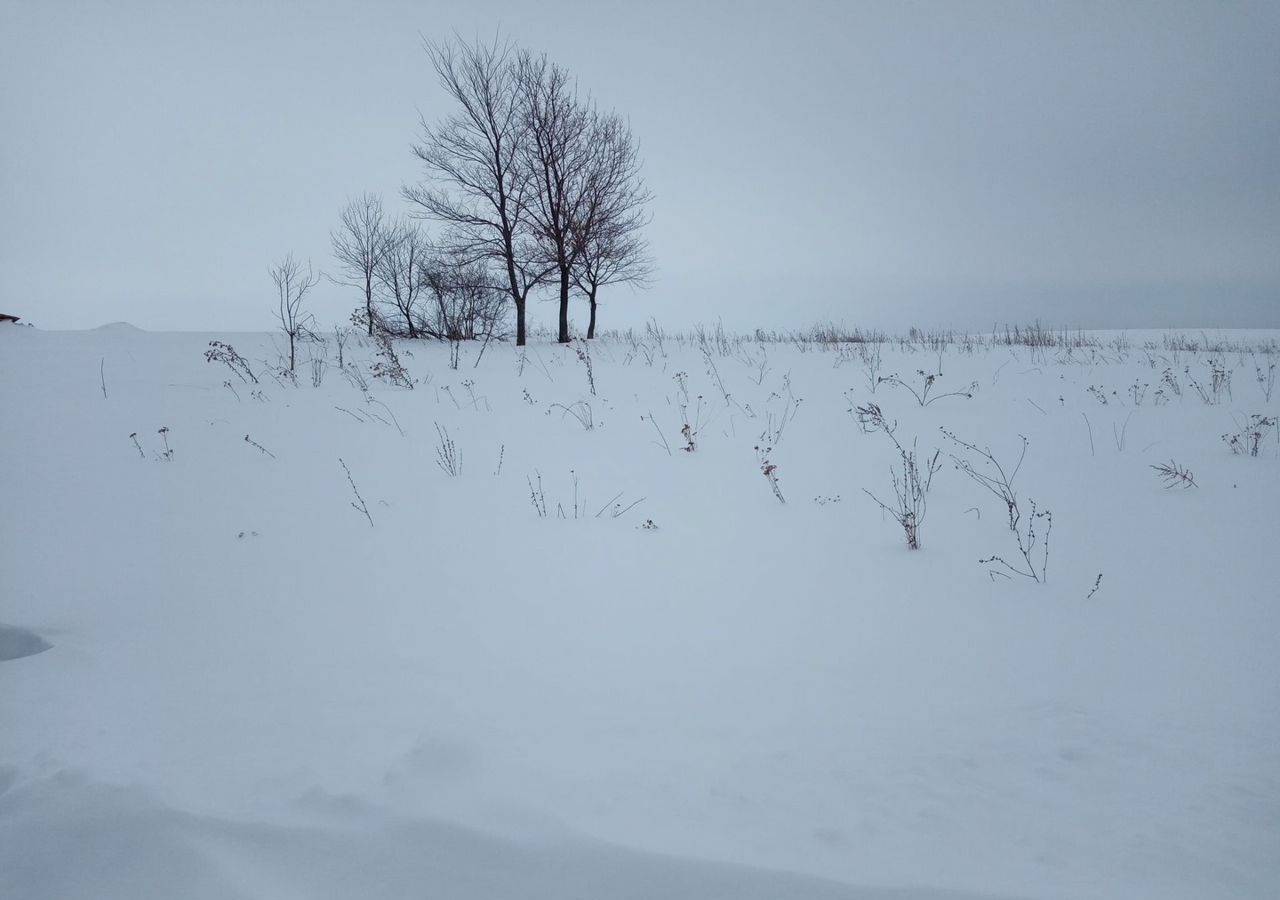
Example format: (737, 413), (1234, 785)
(331, 37), (652, 347)
(330, 194), (505, 343)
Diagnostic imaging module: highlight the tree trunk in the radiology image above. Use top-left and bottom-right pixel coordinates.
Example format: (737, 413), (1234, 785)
(557, 267), (571, 343)
(586, 288), (598, 340)
(364, 276), (374, 336)
(505, 248), (526, 347)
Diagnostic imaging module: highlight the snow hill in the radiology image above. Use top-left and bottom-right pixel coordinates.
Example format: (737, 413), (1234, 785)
(2, 323), (1277, 899)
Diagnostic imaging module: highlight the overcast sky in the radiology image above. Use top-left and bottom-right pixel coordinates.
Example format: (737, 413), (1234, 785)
(3, 0), (1278, 333)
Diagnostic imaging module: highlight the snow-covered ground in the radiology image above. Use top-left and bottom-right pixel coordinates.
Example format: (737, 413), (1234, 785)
(2, 322), (1277, 899)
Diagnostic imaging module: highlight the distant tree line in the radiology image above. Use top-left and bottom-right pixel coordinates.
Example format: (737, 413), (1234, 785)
(328, 36), (652, 347)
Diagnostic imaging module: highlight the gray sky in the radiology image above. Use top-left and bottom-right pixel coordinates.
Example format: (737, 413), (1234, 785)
(3, 0), (1278, 333)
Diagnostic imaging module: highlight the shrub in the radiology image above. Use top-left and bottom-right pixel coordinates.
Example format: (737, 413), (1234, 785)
(856, 403), (939, 549)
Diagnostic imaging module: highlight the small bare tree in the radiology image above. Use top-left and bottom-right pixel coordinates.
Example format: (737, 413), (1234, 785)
(572, 112), (653, 339)
(331, 194), (389, 336)
(271, 253), (319, 372)
(404, 37), (548, 346)
(420, 250), (508, 342)
(375, 219), (430, 337)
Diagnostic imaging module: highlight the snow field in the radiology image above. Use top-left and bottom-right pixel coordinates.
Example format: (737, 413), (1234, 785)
(1, 323), (1277, 899)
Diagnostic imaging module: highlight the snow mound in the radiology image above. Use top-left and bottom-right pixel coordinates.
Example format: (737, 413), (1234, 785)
(0, 624), (51, 661)
(92, 322), (144, 333)
(0, 772), (1017, 900)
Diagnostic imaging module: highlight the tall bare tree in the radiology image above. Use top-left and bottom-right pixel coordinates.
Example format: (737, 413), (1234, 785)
(331, 194), (388, 336)
(572, 112), (653, 339)
(374, 219), (430, 338)
(271, 253), (319, 372)
(404, 37), (546, 346)
(516, 51), (599, 344)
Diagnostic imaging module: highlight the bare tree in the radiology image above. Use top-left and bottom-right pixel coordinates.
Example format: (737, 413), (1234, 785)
(574, 227), (652, 339)
(572, 112), (653, 338)
(420, 249), (509, 342)
(404, 37), (548, 346)
(331, 194), (388, 336)
(271, 253), (319, 372)
(374, 219), (430, 338)
(516, 51), (598, 344)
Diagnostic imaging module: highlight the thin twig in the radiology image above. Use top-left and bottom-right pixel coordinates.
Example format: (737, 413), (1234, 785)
(594, 492), (624, 518)
(244, 434), (276, 459)
(644, 411), (672, 455)
(340, 457), (374, 526)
